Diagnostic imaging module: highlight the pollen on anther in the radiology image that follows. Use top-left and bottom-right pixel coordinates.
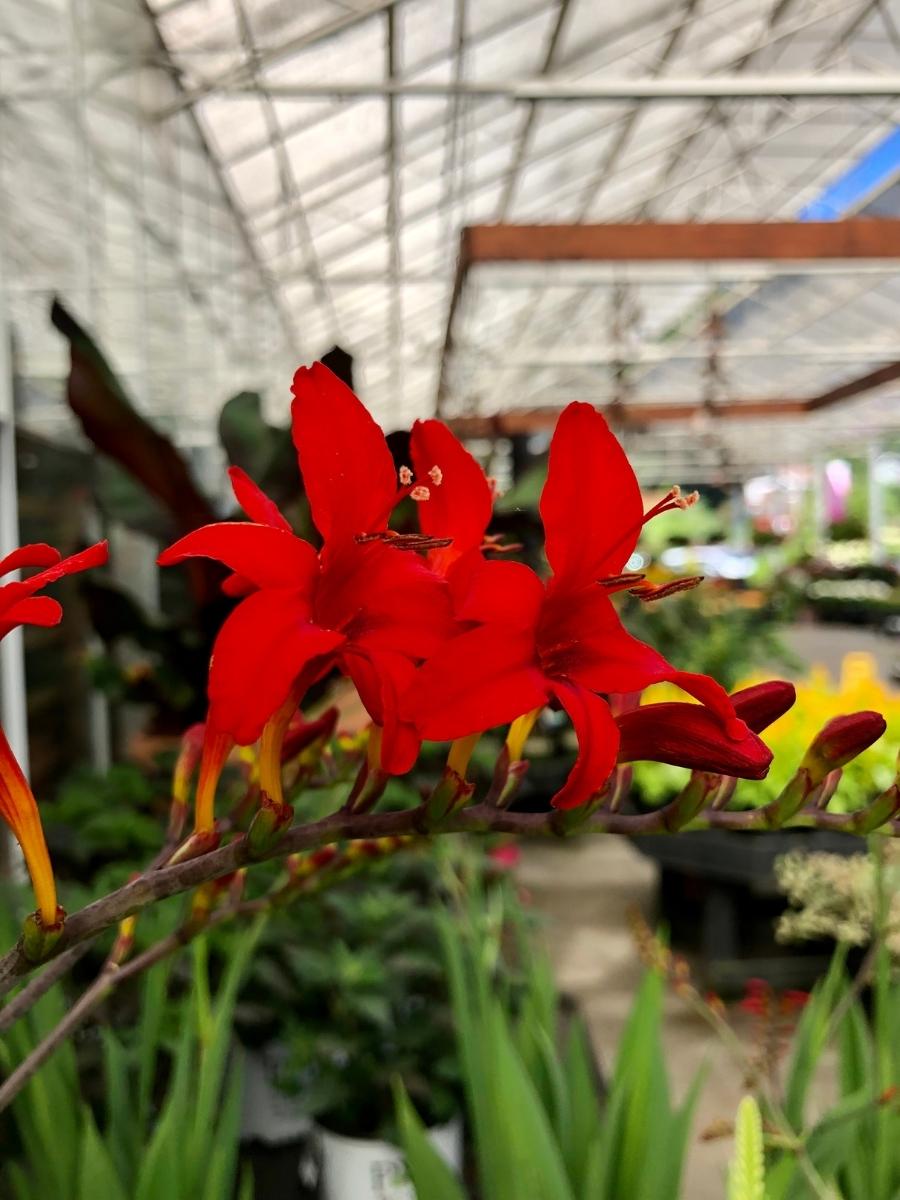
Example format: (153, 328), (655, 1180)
(676, 489), (700, 510)
(399, 465), (413, 485)
(410, 485), (431, 502)
(428, 465), (443, 486)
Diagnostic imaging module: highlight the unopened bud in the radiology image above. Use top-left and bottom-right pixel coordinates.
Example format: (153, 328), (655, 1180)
(110, 915), (137, 965)
(730, 680), (796, 733)
(617, 703), (773, 780)
(345, 763), (389, 814)
(309, 846), (339, 872)
(281, 707), (339, 762)
(802, 711), (887, 783)
(172, 723), (206, 807)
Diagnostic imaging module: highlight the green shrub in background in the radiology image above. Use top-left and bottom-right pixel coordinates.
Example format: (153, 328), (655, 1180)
(0, 905), (262, 1200)
(621, 587), (797, 694)
(271, 861), (462, 1141)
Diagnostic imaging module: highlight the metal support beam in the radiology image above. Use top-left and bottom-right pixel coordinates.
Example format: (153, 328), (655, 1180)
(154, 0), (405, 120)
(198, 74), (900, 104)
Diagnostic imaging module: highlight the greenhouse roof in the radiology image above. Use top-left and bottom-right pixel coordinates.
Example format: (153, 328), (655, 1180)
(5, 0), (900, 479)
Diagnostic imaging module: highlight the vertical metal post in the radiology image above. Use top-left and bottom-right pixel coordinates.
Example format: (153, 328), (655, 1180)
(812, 457), (828, 547)
(0, 307), (29, 780)
(868, 440), (884, 564)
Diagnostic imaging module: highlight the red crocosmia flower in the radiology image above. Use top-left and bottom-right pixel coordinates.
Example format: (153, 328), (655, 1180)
(0, 540), (108, 925)
(160, 367), (453, 829)
(404, 402), (750, 810)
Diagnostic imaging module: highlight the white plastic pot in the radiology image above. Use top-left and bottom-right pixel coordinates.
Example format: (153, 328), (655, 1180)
(240, 1043), (311, 1145)
(308, 1115), (463, 1200)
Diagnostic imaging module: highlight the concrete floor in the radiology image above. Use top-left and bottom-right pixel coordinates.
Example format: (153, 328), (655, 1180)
(516, 623), (887, 1199)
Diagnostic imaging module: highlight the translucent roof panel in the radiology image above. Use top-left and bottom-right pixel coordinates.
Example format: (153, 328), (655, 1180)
(5, 0), (900, 473)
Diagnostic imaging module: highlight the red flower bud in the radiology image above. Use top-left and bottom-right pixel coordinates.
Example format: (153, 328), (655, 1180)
(729, 681), (796, 733)
(802, 711), (887, 780)
(281, 706), (339, 762)
(616, 701), (773, 779)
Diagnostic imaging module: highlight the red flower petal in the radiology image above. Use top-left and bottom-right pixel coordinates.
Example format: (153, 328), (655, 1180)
(662, 671), (747, 741)
(207, 589), (344, 744)
(221, 572), (257, 598)
(0, 544), (61, 577)
(291, 362), (398, 544)
(341, 647), (420, 774)
(228, 466), (292, 532)
(540, 403), (643, 586)
(319, 542), (454, 660)
(0, 596), (63, 639)
(159, 523), (318, 592)
(548, 681), (620, 809)
(410, 419), (492, 572)
(616, 701), (772, 778)
(454, 558), (546, 628)
(406, 624), (548, 742)
(0, 542), (108, 618)
(539, 585), (744, 739)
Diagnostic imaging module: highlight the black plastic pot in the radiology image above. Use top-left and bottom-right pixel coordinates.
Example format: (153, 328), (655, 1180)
(634, 827), (862, 995)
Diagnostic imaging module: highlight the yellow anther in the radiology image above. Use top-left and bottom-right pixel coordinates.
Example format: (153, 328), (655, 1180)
(428, 465), (443, 486)
(399, 465), (413, 485)
(410, 485), (431, 502)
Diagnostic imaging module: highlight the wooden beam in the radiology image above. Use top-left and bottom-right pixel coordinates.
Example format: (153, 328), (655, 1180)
(463, 219), (900, 263)
(805, 358), (900, 411)
(445, 400), (808, 437)
(444, 358), (900, 434)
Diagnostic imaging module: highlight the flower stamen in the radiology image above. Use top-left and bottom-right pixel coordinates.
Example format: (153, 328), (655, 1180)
(410, 485), (431, 502)
(428, 465), (443, 486)
(642, 484), (700, 525)
(628, 575), (704, 603)
(399, 465), (413, 485)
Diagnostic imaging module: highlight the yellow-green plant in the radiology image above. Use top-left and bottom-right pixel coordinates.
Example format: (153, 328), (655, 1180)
(729, 1097), (765, 1200)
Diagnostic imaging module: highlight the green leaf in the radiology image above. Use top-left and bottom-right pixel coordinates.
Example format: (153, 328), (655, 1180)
(728, 1096), (765, 1200)
(102, 1029), (139, 1186)
(137, 960), (173, 1134)
(783, 945), (847, 1130)
(237, 1165), (255, 1200)
(202, 1052), (246, 1200)
(7, 1160), (37, 1200)
(134, 1100), (183, 1200)
(393, 1080), (466, 1200)
(77, 1111), (128, 1200)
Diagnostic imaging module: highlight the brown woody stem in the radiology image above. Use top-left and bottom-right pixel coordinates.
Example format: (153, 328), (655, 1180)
(1, 791), (898, 1002)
